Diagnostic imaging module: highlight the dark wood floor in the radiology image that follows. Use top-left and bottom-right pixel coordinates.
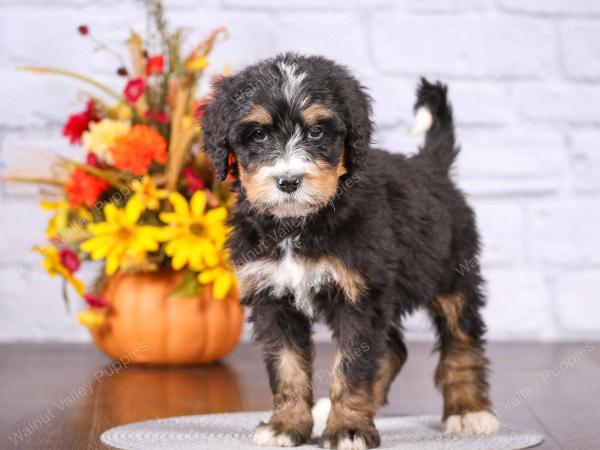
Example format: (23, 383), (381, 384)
(1, 342), (599, 449)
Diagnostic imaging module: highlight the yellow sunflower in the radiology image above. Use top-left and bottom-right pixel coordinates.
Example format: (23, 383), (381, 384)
(130, 177), (168, 211)
(159, 191), (228, 271)
(40, 200), (70, 239)
(77, 310), (104, 328)
(198, 266), (236, 300)
(186, 55), (209, 72)
(35, 246), (85, 295)
(81, 199), (163, 275)
(41, 200), (93, 241)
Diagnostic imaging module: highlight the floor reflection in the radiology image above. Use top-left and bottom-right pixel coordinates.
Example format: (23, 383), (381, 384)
(88, 361), (245, 424)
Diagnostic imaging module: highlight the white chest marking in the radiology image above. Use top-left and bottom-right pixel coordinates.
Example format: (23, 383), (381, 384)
(236, 238), (336, 318)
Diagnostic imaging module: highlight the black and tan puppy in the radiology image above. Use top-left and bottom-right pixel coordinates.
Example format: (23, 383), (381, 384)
(202, 53), (499, 449)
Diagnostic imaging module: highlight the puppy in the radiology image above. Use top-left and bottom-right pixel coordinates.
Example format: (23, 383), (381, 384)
(202, 53), (499, 449)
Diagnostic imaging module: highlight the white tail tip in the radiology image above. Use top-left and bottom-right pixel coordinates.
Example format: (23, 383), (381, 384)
(312, 397), (331, 423)
(410, 106), (433, 136)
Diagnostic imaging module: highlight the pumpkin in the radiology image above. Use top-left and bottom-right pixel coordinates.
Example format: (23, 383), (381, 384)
(89, 270), (244, 365)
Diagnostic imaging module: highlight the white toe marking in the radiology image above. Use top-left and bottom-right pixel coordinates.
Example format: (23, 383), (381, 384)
(252, 424), (295, 447)
(444, 410), (500, 435)
(312, 397), (332, 423)
(321, 439), (333, 449)
(253, 425), (276, 446)
(444, 414), (463, 434)
(275, 433), (295, 447)
(337, 435), (367, 450)
(410, 106), (433, 135)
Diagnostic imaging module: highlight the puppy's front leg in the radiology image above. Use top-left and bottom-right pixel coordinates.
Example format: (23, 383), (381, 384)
(250, 297), (314, 447)
(321, 304), (385, 450)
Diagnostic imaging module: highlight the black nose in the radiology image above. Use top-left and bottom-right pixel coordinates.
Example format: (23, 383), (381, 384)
(276, 175), (303, 193)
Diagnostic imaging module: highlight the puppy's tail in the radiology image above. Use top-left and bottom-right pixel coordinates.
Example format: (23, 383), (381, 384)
(411, 78), (458, 175)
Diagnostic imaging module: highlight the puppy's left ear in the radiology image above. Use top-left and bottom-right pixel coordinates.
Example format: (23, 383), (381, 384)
(341, 77), (373, 173)
(202, 77), (234, 180)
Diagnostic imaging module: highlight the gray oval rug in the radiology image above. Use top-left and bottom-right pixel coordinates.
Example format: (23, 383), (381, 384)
(101, 411), (544, 450)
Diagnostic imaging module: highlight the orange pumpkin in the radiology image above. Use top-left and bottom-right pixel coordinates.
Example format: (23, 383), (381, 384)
(90, 270), (244, 365)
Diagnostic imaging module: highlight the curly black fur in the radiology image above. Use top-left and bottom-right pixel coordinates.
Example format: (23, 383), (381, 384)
(203, 53), (495, 448)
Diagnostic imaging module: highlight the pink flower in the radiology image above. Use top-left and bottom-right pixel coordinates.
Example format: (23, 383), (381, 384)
(59, 248), (81, 273)
(182, 166), (205, 194)
(84, 293), (108, 308)
(123, 78), (145, 104)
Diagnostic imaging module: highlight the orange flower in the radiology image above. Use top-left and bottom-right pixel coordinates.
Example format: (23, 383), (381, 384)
(111, 125), (167, 175)
(66, 168), (110, 208)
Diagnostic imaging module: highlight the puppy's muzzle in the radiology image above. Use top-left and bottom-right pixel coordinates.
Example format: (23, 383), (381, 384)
(276, 174), (303, 193)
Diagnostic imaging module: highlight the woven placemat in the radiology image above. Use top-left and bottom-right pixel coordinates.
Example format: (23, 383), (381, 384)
(101, 411), (544, 450)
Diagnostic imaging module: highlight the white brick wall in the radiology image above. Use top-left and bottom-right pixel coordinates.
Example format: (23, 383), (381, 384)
(1, 0), (599, 342)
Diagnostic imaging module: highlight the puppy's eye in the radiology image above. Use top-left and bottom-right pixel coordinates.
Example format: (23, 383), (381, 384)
(251, 128), (267, 143)
(308, 125), (324, 140)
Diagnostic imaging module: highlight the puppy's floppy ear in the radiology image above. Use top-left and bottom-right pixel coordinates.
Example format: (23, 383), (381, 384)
(202, 77), (234, 180)
(340, 76), (373, 173)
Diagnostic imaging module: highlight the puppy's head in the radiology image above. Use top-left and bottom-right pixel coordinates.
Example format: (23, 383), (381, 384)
(203, 53), (372, 218)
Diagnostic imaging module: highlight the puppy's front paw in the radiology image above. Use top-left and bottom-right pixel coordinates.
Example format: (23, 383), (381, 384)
(320, 425), (380, 450)
(444, 410), (500, 435)
(253, 420), (311, 447)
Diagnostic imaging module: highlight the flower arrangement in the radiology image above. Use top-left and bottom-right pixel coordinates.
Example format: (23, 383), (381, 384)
(9, 1), (235, 329)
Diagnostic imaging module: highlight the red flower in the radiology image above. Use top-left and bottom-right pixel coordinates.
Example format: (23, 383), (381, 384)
(182, 166), (205, 194)
(193, 100), (209, 122)
(84, 293), (108, 308)
(66, 168), (110, 208)
(86, 152), (100, 167)
(144, 109), (170, 125)
(145, 55), (164, 76)
(78, 25), (89, 35)
(59, 248), (81, 273)
(155, 111), (170, 124)
(226, 153), (237, 182)
(123, 78), (145, 104)
(62, 100), (99, 145)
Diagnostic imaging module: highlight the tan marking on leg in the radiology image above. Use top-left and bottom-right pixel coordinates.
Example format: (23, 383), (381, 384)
(436, 343), (490, 417)
(373, 349), (404, 408)
(300, 103), (335, 127)
(257, 346), (314, 446)
(321, 351), (380, 448)
(429, 293), (471, 343)
(241, 104), (272, 125)
(428, 293), (492, 420)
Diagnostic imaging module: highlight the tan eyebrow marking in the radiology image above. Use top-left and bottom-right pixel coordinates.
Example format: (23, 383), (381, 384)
(241, 104), (272, 125)
(300, 103), (335, 127)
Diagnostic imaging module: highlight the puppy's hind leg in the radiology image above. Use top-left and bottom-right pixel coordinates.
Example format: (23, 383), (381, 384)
(427, 282), (500, 436)
(373, 327), (407, 408)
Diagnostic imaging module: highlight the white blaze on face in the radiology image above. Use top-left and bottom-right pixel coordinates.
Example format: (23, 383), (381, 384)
(266, 125), (311, 175)
(250, 125), (320, 217)
(277, 62), (309, 108)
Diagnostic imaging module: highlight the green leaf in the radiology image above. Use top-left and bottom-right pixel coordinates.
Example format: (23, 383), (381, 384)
(170, 269), (201, 298)
(61, 278), (71, 313)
